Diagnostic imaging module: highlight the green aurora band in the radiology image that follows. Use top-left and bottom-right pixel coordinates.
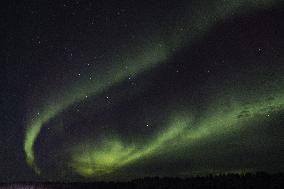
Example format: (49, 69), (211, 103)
(24, 0), (283, 176)
(70, 94), (284, 177)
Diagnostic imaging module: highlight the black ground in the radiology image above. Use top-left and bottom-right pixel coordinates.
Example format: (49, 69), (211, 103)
(1, 172), (283, 189)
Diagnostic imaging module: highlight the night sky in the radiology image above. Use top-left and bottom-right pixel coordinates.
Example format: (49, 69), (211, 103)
(1, 0), (284, 182)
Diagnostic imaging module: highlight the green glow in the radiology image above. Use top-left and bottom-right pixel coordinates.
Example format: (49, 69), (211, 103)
(71, 140), (136, 176)
(70, 95), (284, 177)
(185, 96), (284, 142)
(24, 0), (282, 174)
(24, 44), (170, 171)
(70, 116), (191, 177)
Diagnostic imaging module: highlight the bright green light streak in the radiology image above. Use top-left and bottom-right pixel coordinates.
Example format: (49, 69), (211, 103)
(24, 44), (170, 171)
(24, 0), (282, 173)
(70, 95), (284, 177)
(70, 116), (191, 177)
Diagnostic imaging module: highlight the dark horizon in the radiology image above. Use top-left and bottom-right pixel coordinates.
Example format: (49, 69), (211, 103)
(1, 172), (284, 189)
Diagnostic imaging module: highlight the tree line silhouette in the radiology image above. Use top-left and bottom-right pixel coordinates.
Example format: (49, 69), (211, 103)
(1, 172), (283, 189)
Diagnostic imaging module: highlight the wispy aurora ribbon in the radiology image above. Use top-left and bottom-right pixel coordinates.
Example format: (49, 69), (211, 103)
(24, 0), (282, 175)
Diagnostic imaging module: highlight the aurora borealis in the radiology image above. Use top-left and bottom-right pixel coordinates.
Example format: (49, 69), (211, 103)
(1, 0), (284, 182)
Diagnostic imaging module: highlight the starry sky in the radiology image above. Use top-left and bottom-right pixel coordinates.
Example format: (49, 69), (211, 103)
(1, 0), (284, 182)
